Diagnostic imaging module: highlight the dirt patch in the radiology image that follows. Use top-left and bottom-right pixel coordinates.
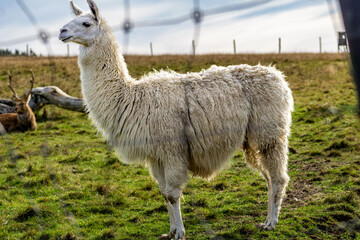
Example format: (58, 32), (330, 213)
(142, 183), (153, 191)
(325, 140), (350, 151)
(62, 233), (77, 240)
(38, 234), (51, 240)
(188, 198), (208, 208)
(323, 64), (338, 75)
(96, 231), (116, 240)
(329, 211), (354, 222)
(95, 184), (110, 195)
(286, 159), (339, 207)
(293, 158), (335, 173)
(214, 182), (227, 190)
(285, 178), (318, 207)
(14, 207), (38, 222)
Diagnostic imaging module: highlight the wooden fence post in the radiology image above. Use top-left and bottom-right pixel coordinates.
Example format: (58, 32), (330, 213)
(150, 42), (153, 56)
(319, 37), (322, 53)
(278, 38), (281, 54)
(233, 39), (236, 55)
(192, 40), (196, 56)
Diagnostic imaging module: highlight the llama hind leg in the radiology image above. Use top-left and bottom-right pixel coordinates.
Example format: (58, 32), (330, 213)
(257, 167), (273, 227)
(258, 140), (289, 230)
(243, 143), (273, 227)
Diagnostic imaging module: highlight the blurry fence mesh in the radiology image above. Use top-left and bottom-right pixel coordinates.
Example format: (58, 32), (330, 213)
(1, 0), (272, 57)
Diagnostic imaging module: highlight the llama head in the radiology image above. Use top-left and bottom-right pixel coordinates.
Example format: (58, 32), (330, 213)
(59, 0), (101, 47)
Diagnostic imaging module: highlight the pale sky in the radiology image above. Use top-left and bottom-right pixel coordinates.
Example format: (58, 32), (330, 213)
(0, 0), (345, 56)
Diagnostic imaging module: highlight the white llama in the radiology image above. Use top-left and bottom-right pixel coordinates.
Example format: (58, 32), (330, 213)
(59, 1), (294, 239)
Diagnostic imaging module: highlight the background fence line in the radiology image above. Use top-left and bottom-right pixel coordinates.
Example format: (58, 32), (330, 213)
(4, 34), (335, 58)
(0, 0), (348, 57)
(0, 0), (273, 56)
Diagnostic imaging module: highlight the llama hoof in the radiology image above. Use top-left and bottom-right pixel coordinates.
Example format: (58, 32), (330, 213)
(158, 229), (176, 240)
(175, 230), (185, 240)
(158, 234), (171, 240)
(257, 221), (275, 231)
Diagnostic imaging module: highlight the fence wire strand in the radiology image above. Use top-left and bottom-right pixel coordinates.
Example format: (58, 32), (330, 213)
(1, 0), (273, 57)
(326, 0), (344, 35)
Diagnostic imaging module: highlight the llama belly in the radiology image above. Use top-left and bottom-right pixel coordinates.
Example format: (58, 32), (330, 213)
(187, 125), (246, 179)
(185, 106), (249, 178)
(114, 143), (148, 164)
(184, 81), (250, 179)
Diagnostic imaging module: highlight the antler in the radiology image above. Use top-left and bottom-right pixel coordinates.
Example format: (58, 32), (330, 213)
(8, 70), (19, 99)
(23, 69), (35, 99)
(29, 69), (35, 94)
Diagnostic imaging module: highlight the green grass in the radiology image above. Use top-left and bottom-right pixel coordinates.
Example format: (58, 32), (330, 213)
(1, 53), (360, 239)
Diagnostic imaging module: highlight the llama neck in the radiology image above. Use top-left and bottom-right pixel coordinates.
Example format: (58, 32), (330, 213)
(78, 20), (131, 84)
(77, 20), (138, 141)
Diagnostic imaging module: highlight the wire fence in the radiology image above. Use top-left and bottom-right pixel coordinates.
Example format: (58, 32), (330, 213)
(0, 0), (273, 56)
(0, 0), (349, 58)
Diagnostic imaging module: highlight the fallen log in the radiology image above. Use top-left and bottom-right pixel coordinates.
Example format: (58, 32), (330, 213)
(0, 86), (86, 113)
(0, 122), (6, 135)
(0, 102), (15, 114)
(29, 86), (86, 112)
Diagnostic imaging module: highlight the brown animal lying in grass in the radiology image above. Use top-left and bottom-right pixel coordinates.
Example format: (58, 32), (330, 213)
(0, 70), (37, 133)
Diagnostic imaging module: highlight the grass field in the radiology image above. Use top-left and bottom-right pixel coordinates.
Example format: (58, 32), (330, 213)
(0, 53), (360, 240)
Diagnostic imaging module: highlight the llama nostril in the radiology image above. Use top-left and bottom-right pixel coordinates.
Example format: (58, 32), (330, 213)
(60, 28), (67, 34)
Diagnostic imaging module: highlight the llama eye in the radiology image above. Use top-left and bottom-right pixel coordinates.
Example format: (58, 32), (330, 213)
(82, 22), (91, 27)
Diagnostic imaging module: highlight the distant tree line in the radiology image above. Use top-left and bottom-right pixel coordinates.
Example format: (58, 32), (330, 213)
(0, 48), (37, 56)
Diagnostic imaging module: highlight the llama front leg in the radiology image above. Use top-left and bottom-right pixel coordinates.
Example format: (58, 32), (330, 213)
(166, 201), (177, 237)
(167, 188), (185, 240)
(149, 161), (177, 239)
(158, 201), (177, 240)
(164, 160), (188, 240)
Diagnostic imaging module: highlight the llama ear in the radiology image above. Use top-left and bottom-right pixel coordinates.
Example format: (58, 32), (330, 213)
(87, 0), (99, 22)
(70, 0), (83, 16)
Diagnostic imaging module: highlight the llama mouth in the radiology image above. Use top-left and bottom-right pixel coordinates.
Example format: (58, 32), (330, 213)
(60, 36), (73, 42)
